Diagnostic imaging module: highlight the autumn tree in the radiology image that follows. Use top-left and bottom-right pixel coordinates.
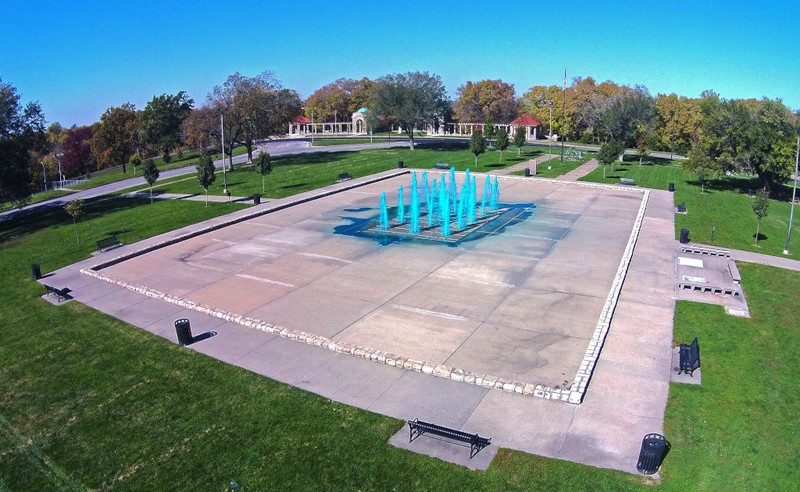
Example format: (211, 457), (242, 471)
(496, 128), (509, 162)
(469, 131), (486, 166)
(304, 78), (375, 122)
(139, 91), (193, 162)
(0, 78), (47, 206)
(453, 79), (518, 123)
(655, 93), (701, 157)
(61, 126), (95, 177)
(368, 71), (449, 150)
(181, 106), (218, 153)
(91, 103), (139, 173)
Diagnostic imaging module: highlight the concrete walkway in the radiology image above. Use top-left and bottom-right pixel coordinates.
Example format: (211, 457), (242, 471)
(490, 154), (557, 175)
(121, 191), (253, 204)
(559, 158), (600, 181)
(689, 242), (800, 272)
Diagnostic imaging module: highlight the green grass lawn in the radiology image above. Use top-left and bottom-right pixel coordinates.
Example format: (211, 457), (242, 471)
(512, 151), (597, 178)
(139, 143), (545, 200)
(311, 136), (393, 146)
(579, 156), (800, 259)
(0, 188), (76, 212)
(2, 150), (799, 489)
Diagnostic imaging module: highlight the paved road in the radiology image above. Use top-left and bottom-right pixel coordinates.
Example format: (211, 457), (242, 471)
(0, 139), (413, 222)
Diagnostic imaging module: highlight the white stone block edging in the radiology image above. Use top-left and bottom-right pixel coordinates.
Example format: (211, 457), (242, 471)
(567, 189), (651, 404)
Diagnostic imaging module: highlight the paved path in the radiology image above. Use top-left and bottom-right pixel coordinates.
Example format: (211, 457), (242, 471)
(490, 154), (557, 175)
(559, 158), (600, 181)
(691, 242), (800, 271)
(121, 191), (252, 204)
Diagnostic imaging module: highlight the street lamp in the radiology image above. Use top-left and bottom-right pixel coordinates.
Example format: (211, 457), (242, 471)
(311, 110), (315, 146)
(41, 161), (47, 191)
(56, 152), (63, 189)
(783, 124), (800, 255)
(548, 101), (554, 159)
(220, 113), (228, 194)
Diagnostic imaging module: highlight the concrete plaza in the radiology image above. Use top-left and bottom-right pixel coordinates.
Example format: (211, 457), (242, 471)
(48, 171), (676, 474)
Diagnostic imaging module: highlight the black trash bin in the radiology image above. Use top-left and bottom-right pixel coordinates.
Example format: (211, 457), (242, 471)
(253, 194), (261, 205)
(680, 228), (689, 244)
(174, 318), (193, 346)
(398, 160), (404, 168)
(524, 167), (531, 177)
(668, 182), (675, 192)
(31, 263), (42, 280)
(636, 433), (671, 475)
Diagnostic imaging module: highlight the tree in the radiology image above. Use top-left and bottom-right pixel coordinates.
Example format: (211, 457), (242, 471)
(254, 151), (272, 193)
(513, 125), (526, 155)
(0, 78), (47, 207)
(496, 128), (509, 162)
(469, 131), (486, 166)
(209, 72), (302, 165)
(752, 189), (770, 245)
(91, 103), (139, 173)
(304, 78), (375, 121)
(181, 106), (217, 153)
(64, 199), (84, 244)
(129, 154), (141, 174)
(61, 125), (95, 177)
(601, 85), (655, 147)
(598, 140), (624, 178)
(453, 79), (518, 123)
(139, 92), (193, 162)
(655, 93), (701, 157)
(368, 71), (449, 150)
(683, 141), (719, 193)
(142, 159), (159, 204)
(483, 116), (495, 146)
(196, 153), (216, 206)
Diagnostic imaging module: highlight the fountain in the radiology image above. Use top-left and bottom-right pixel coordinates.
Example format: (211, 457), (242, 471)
(378, 192), (389, 230)
(397, 185), (405, 224)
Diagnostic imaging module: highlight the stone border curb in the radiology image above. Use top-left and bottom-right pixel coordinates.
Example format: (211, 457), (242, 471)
(80, 172), (649, 404)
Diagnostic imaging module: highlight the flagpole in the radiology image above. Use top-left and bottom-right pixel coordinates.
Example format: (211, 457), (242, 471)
(561, 69), (566, 165)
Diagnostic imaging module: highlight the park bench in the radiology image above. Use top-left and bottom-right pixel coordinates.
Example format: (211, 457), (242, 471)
(338, 173), (352, 182)
(434, 162), (450, 170)
(44, 284), (71, 302)
(96, 235), (121, 252)
(407, 418), (491, 459)
(678, 337), (701, 376)
(619, 177), (637, 186)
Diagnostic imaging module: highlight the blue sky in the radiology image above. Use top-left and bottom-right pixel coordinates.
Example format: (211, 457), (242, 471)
(1, 0), (797, 126)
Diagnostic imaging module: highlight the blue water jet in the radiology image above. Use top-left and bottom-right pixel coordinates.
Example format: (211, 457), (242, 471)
(439, 177), (450, 237)
(397, 185), (405, 223)
(410, 172), (420, 233)
(379, 192), (389, 230)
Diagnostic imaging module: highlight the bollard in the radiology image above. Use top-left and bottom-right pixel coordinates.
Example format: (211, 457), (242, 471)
(253, 194), (261, 205)
(668, 182), (675, 192)
(680, 228), (689, 244)
(398, 160), (404, 168)
(174, 318), (193, 346)
(636, 433), (670, 474)
(31, 263), (42, 280)
(524, 168), (531, 177)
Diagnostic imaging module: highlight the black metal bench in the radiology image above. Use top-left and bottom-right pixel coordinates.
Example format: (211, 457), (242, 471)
(679, 337), (701, 376)
(434, 162), (450, 170)
(338, 173), (352, 182)
(407, 418), (491, 458)
(43, 284), (71, 302)
(96, 235), (121, 252)
(619, 177), (637, 185)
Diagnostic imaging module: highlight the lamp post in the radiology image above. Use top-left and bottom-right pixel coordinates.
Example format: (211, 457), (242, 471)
(783, 124), (800, 255)
(548, 101), (553, 159)
(311, 110), (315, 146)
(41, 161), (47, 191)
(56, 152), (63, 189)
(220, 113), (228, 194)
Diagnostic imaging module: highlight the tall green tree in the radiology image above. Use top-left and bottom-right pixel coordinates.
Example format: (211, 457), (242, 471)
(0, 78), (47, 207)
(483, 116), (495, 146)
(752, 189), (770, 245)
(196, 154), (216, 206)
(254, 152), (273, 193)
(304, 78), (375, 121)
(683, 141), (719, 193)
(598, 140), (624, 178)
(368, 71), (449, 150)
(601, 85), (655, 147)
(495, 128), (509, 162)
(469, 131), (486, 167)
(139, 92), (193, 163)
(91, 103), (139, 173)
(142, 159), (159, 204)
(513, 125), (526, 155)
(64, 199), (84, 244)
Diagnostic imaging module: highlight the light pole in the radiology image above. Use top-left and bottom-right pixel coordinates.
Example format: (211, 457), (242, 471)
(548, 101), (553, 158)
(41, 161), (47, 191)
(311, 110), (315, 146)
(783, 124), (800, 255)
(220, 113), (228, 194)
(56, 152), (63, 189)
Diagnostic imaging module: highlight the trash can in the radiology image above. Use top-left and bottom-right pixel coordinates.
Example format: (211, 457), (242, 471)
(253, 194), (261, 205)
(31, 263), (42, 280)
(398, 160), (404, 168)
(636, 433), (670, 475)
(524, 167), (531, 177)
(174, 318), (193, 346)
(680, 228), (689, 244)
(668, 182), (675, 192)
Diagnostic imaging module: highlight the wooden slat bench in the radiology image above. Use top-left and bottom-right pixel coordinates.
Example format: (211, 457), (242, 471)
(407, 418), (491, 458)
